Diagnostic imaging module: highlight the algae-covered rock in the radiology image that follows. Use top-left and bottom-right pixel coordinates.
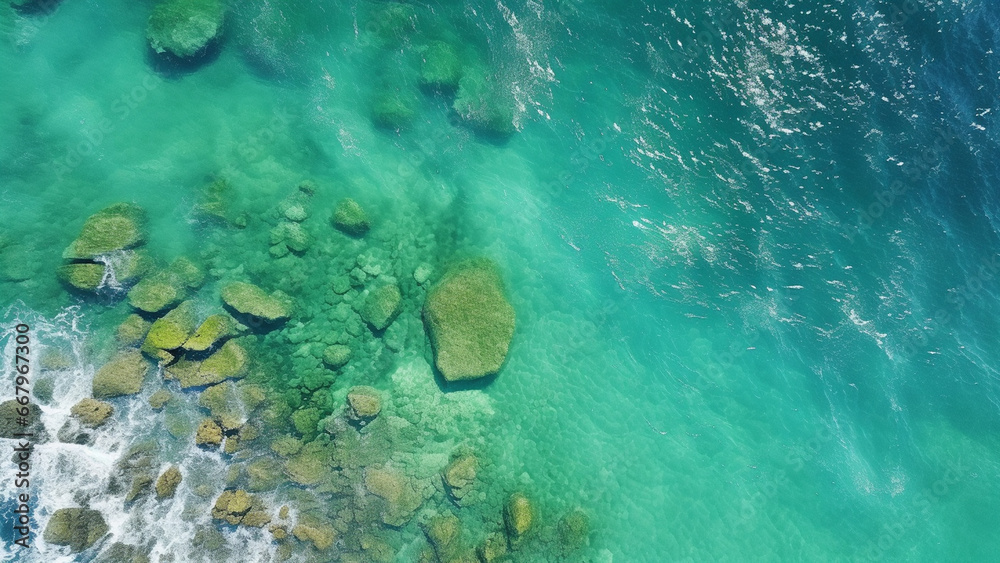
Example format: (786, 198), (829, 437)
(58, 262), (105, 292)
(127, 275), (182, 313)
(117, 314), (152, 346)
(371, 89), (417, 129)
(291, 407), (320, 439)
(198, 381), (243, 429)
(71, 398), (113, 428)
(424, 513), (462, 560)
(453, 68), (517, 138)
(195, 418), (223, 447)
(346, 386), (381, 421)
(184, 339), (248, 388)
(221, 281), (293, 322)
(364, 466), (423, 526)
(442, 453), (477, 502)
(143, 301), (197, 352)
(503, 493), (533, 545)
(478, 531), (508, 562)
(421, 41), (463, 92)
(147, 0), (226, 59)
(361, 284), (401, 331)
(63, 203), (146, 260)
(332, 198), (370, 236)
(169, 256), (205, 288)
(212, 489), (265, 526)
(556, 508), (590, 551)
(284, 440), (329, 486)
(155, 465), (182, 499)
(423, 259), (515, 381)
(43, 508), (108, 552)
(183, 313), (233, 351)
(291, 516), (336, 550)
(247, 457), (284, 491)
(148, 389), (172, 410)
(322, 344), (352, 369)
(92, 350), (150, 398)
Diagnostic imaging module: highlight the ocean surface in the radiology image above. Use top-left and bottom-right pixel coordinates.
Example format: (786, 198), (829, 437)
(1, 0), (998, 561)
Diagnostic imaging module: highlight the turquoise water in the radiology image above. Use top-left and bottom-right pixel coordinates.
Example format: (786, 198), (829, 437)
(1, 0), (999, 561)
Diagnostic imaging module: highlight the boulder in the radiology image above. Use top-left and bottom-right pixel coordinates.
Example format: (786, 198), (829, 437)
(424, 513), (462, 561)
(364, 466), (422, 526)
(127, 275), (182, 313)
(332, 198), (370, 236)
(421, 41), (463, 92)
(453, 67), (517, 138)
(143, 301), (197, 352)
(346, 386), (381, 421)
(361, 284), (401, 331)
(322, 344), (352, 369)
(70, 398), (113, 427)
(423, 259), (515, 381)
(183, 314), (234, 351)
(442, 453), (477, 502)
(556, 509), (590, 551)
(179, 340), (248, 388)
(195, 418), (223, 447)
(148, 389), (172, 410)
(503, 493), (533, 545)
(58, 263), (105, 292)
(221, 282), (293, 322)
(169, 256), (205, 288)
(211, 489), (266, 526)
(63, 203), (146, 260)
(155, 465), (182, 499)
(371, 89), (417, 129)
(291, 516), (336, 550)
(92, 350), (149, 398)
(147, 0), (226, 59)
(43, 508), (108, 552)
(117, 314), (151, 346)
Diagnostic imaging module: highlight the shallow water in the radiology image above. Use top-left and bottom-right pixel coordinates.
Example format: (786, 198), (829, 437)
(1, 0), (999, 561)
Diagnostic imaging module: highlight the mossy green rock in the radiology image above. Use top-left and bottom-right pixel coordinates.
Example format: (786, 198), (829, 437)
(371, 90), (417, 129)
(155, 465), (182, 499)
(332, 198), (370, 236)
(117, 314), (151, 345)
(63, 203), (146, 260)
(478, 532), (508, 562)
(221, 282), (293, 322)
(169, 256), (205, 288)
(147, 0), (226, 58)
(322, 344), (352, 369)
(442, 453), (477, 501)
(71, 398), (113, 428)
(127, 276), (182, 313)
(43, 508), (109, 552)
(247, 457), (284, 491)
(424, 513), (462, 560)
(195, 418), (223, 447)
(346, 386), (381, 421)
(58, 262), (105, 292)
(183, 314), (233, 351)
(180, 340), (248, 388)
(557, 509), (590, 551)
(503, 493), (534, 544)
(423, 259), (515, 381)
(421, 41), (463, 91)
(453, 68), (517, 137)
(361, 284), (402, 331)
(143, 301), (197, 352)
(93, 350), (150, 398)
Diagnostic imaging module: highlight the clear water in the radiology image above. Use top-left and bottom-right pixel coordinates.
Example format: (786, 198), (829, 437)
(1, 0), (999, 561)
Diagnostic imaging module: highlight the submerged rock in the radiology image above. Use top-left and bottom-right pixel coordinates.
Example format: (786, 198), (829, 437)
(503, 493), (534, 546)
(424, 513), (463, 561)
(43, 508), (109, 552)
(155, 465), (182, 499)
(221, 281), (293, 322)
(478, 531), (508, 563)
(421, 41), (464, 92)
(147, 0), (226, 59)
(361, 284), (402, 331)
(556, 508), (590, 551)
(195, 418), (223, 447)
(143, 301), (198, 353)
(117, 314), (152, 346)
(127, 275), (183, 313)
(92, 350), (150, 399)
(179, 339), (248, 388)
(332, 198), (370, 236)
(291, 516), (336, 550)
(70, 398), (113, 428)
(148, 388), (172, 410)
(442, 453), (477, 502)
(212, 489), (267, 526)
(364, 466), (423, 527)
(94, 542), (150, 563)
(346, 386), (381, 422)
(371, 89), (417, 129)
(322, 344), (352, 369)
(423, 259), (515, 381)
(63, 203), (146, 260)
(58, 262), (105, 292)
(183, 313), (234, 351)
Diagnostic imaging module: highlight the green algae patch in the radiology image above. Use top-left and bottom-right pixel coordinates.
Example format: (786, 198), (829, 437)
(143, 301), (197, 353)
(423, 259), (515, 381)
(183, 313), (234, 351)
(169, 256), (205, 288)
(421, 41), (464, 92)
(155, 465), (182, 499)
(63, 203), (146, 260)
(332, 198), (370, 236)
(147, 0), (226, 59)
(128, 275), (182, 313)
(364, 466), (423, 526)
(557, 508), (590, 552)
(361, 284), (402, 331)
(322, 344), (352, 369)
(221, 281), (293, 322)
(93, 350), (150, 398)
(118, 314), (152, 346)
(181, 339), (248, 388)
(453, 67), (518, 138)
(70, 398), (113, 428)
(58, 262), (105, 292)
(504, 493), (534, 546)
(43, 508), (109, 552)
